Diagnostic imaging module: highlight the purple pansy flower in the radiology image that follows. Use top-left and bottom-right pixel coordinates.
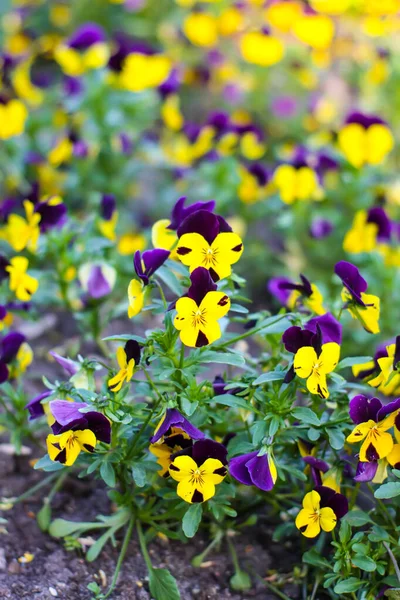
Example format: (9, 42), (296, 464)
(334, 261), (368, 306)
(229, 450), (277, 492)
(302, 456), (329, 487)
(0, 332), (26, 383)
(349, 394), (400, 425)
(305, 313), (342, 345)
(133, 249), (170, 287)
(49, 351), (79, 377)
(366, 206), (392, 242)
(314, 485), (348, 519)
(309, 218), (333, 239)
(345, 111), (386, 128)
(100, 194), (116, 221)
(67, 23), (106, 50)
(25, 390), (52, 420)
(49, 400), (111, 443)
(34, 197), (67, 232)
(354, 461), (378, 482)
(150, 408), (205, 444)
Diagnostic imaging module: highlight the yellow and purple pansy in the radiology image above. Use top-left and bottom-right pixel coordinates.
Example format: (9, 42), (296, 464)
(46, 399), (111, 467)
(268, 274), (326, 315)
(169, 439), (227, 504)
(54, 23), (109, 77)
(108, 339), (141, 393)
(368, 336), (400, 395)
(335, 261), (380, 334)
(295, 486), (348, 538)
(98, 194), (118, 241)
(347, 394), (400, 464)
(273, 149), (321, 205)
(338, 111), (394, 168)
(343, 206), (391, 254)
(176, 210), (243, 281)
(0, 331), (26, 384)
(174, 267), (230, 348)
(149, 408), (205, 476)
(302, 456), (341, 493)
(127, 248), (170, 318)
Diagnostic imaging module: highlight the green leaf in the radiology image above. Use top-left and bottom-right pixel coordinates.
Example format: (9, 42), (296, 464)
(344, 510), (373, 527)
(230, 303), (249, 314)
(302, 549), (331, 569)
(337, 356), (373, 371)
(327, 428), (345, 450)
(132, 464), (147, 488)
(252, 371), (285, 386)
(292, 407), (320, 426)
(385, 589), (400, 599)
(339, 520), (352, 544)
(86, 527), (118, 562)
(375, 482), (400, 499)
(37, 503), (52, 532)
(149, 568), (180, 600)
(156, 266), (183, 297)
(100, 462), (116, 488)
(102, 334), (147, 344)
(352, 555), (376, 572)
(182, 504), (202, 538)
(34, 455), (65, 472)
(212, 394), (253, 411)
(230, 571), (251, 591)
(49, 518), (91, 537)
(200, 351), (246, 367)
(334, 578), (364, 594)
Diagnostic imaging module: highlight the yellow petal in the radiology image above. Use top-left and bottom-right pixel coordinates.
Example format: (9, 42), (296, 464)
(366, 124), (394, 165)
(338, 123), (365, 168)
(319, 342), (340, 374)
(319, 506), (337, 532)
(169, 455), (198, 481)
(294, 346), (317, 378)
(199, 291), (230, 321)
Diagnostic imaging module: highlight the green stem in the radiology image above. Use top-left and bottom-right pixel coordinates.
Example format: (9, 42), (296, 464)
(12, 473), (59, 504)
(226, 535), (241, 574)
(136, 520), (153, 572)
(125, 384), (163, 462)
(154, 280), (168, 310)
(46, 470), (68, 504)
(383, 542), (400, 585)
(217, 314), (287, 349)
(103, 515), (135, 599)
(256, 575), (293, 600)
(192, 530), (223, 567)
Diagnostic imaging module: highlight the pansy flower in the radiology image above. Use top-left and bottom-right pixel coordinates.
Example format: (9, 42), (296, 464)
(119, 50), (171, 93)
(127, 248), (170, 318)
(346, 395), (400, 462)
(240, 30), (284, 67)
(238, 163), (272, 205)
(25, 390), (52, 420)
(343, 206), (391, 254)
(273, 150), (320, 205)
(309, 218), (333, 240)
(334, 261), (380, 334)
(54, 23), (109, 77)
(368, 336), (400, 395)
(169, 439), (227, 503)
(78, 262), (116, 300)
(174, 267), (230, 348)
(0, 98), (27, 140)
(98, 194), (118, 241)
(149, 408), (204, 476)
(5, 256), (38, 302)
(108, 340), (141, 393)
(302, 456), (341, 492)
(46, 400), (111, 467)
(338, 111), (394, 168)
(229, 450), (277, 492)
(5, 200), (41, 252)
(295, 486), (348, 538)
(294, 337), (340, 399)
(0, 331), (25, 383)
(34, 196), (67, 232)
(0, 304), (13, 331)
(268, 274), (326, 315)
(176, 210), (243, 281)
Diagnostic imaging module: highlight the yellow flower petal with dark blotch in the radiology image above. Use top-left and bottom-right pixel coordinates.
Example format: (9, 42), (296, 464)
(177, 232), (243, 280)
(169, 455), (226, 503)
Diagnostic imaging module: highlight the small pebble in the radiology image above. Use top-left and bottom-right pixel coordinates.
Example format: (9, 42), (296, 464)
(49, 587), (58, 597)
(7, 560), (21, 574)
(0, 549), (6, 571)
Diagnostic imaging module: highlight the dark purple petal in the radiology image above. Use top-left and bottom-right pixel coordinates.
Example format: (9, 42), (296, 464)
(367, 207), (391, 241)
(229, 451), (258, 486)
(0, 255), (10, 282)
(159, 68), (181, 98)
(63, 76), (84, 96)
(124, 339), (141, 364)
(187, 267), (217, 305)
(315, 485), (348, 519)
(25, 390), (51, 420)
(213, 375), (226, 395)
(305, 313), (342, 345)
(282, 326), (314, 354)
(354, 461), (378, 482)
(0, 362), (9, 383)
(168, 196), (216, 231)
(87, 266), (111, 299)
(309, 218), (333, 239)
(303, 456), (329, 472)
(349, 395), (382, 424)
(377, 397), (400, 422)
(49, 400), (88, 426)
(246, 453), (276, 491)
(0, 332), (25, 363)
(49, 351), (79, 376)
(0, 306), (6, 320)
(192, 439), (227, 466)
(150, 408), (205, 444)
(334, 261), (368, 306)
(84, 412), (111, 444)
(35, 199), (67, 232)
(345, 111), (385, 128)
(247, 163), (271, 187)
(100, 194), (115, 221)
(177, 210), (220, 245)
(268, 277), (292, 306)
(68, 23), (106, 50)
(142, 249), (170, 278)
